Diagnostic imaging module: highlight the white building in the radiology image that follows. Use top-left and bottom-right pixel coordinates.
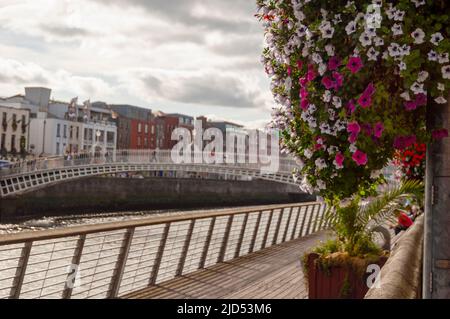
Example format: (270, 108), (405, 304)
(0, 87), (117, 156)
(0, 105), (30, 157)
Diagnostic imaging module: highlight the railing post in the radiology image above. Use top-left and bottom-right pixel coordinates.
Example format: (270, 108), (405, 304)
(290, 206), (301, 240)
(261, 209), (274, 249)
(271, 210), (283, 245)
(10, 241), (32, 299)
(176, 220), (195, 277)
(282, 207), (294, 243)
(217, 215), (234, 263)
(317, 204), (326, 231)
(298, 205), (311, 238)
(149, 223), (170, 285)
(234, 213), (249, 259)
(199, 217), (216, 269)
(249, 211), (262, 253)
(109, 227), (135, 298)
(62, 234), (86, 299)
(305, 204), (317, 236)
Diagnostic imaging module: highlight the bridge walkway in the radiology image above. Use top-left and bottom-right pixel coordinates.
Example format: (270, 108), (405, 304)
(122, 231), (329, 299)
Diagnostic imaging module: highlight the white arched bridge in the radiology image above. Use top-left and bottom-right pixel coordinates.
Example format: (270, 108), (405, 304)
(0, 150), (299, 198)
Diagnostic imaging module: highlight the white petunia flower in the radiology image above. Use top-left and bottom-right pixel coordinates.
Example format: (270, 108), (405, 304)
(411, 28), (425, 44)
(349, 144), (357, 153)
(312, 52), (323, 64)
(388, 43), (401, 57)
(315, 158), (327, 170)
(442, 65), (450, 79)
(438, 53), (449, 64)
(400, 91), (411, 101)
(359, 32), (372, 47)
(411, 0), (425, 7)
(428, 50), (439, 62)
(417, 71), (429, 83)
(332, 96), (342, 108)
(391, 23), (403, 36)
(394, 10), (405, 21)
(304, 149), (313, 159)
(319, 21), (335, 39)
(322, 90), (331, 102)
(318, 63), (327, 76)
(373, 37), (384, 46)
(411, 82), (426, 94)
(430, 33), (444, 46)
(367, 47), (379, 61)
(325, 44), (335, 56)
(316, 180), (326, 190)
(437, 83), (445, 91)
(345, 20), (357, 35)
(435, 96), (447, 104)
(399, 61), (407, 71)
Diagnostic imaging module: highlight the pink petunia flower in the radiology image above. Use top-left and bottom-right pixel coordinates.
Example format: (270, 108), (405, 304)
(287, 66), (292, 76)
(321, 76), (335, 90)
(347, 121), (361, 134)
(300, 98), (309, 110)
(394, 135), (417, 150)
(432, 129), (449, 140)
(358, 94), (372, 108)
(347, 56), (363, 74)
(348, 132), (359, 143)
(347, 100), (356, 114)
(334, 152), (345, 169)
(352, 150), (368, 166)
(307, 64), (317, 81)
(363, 83), (376, 96)
(374, 122), (384, 138)
(300, 87), (309, 98)
(328, 56), (341, 71)
(299, 77), (308, 87)
(404, 100), (417, 111)
(414, 93), (427, 106)
(332, 72), (344, 89)
(297, 60), (303, 70)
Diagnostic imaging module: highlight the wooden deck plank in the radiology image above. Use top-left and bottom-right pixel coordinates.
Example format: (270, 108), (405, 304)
(121, 231), (330, 299)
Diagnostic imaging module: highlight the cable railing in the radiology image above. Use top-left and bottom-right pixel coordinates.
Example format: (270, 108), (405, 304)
(0, 201), (328, 299)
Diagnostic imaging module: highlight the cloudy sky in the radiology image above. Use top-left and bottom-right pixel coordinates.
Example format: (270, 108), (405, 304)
(0, 0), (274, 127)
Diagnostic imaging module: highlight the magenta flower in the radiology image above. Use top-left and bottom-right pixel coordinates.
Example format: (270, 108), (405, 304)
(347, 100), (356, 114)
(363, 83), (376, 97)
(321, 76), (335, 90)
(347, 121), (361, 134)
(358, 94), (372, 108)
(307, 64), (317, 81)
(287, 66), (292, 76)
(374, 122), (384, 138)
(297, 60), (303, 70)
(394, 135), (417, 150)
(300, 98), (309, 111)
(299, 77), (308, 87)
(404, 100), (417, 111)
(348, 132), (359, 143)
(332, 72), (344, 89)
(347, 56), (363, 74)
(432, 129), (449, 140)
(328, 56), (341, 71)
(335, 152), (345, 168)
(352, 150), (368, 166)
(300, 87), (308, 98)
(415, 93), (427, 107)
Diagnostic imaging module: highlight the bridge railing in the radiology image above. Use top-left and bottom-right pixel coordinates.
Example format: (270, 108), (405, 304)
(0, 201), (328, 299)
(0, 150), (297, 177)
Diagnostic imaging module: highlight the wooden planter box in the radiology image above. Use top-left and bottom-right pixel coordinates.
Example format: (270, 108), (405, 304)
(306, 253), (388, 299)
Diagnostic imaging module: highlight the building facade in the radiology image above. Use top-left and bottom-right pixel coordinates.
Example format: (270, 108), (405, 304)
(0, 105), (30, 157)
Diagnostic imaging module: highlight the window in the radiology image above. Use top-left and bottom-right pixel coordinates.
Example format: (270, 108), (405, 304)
(145, 124), (148, 134)
(57, 124), (61, 137)
(63, 125), (67, 138)
(2, 112), (6, 122)
(138, 123), (142, 133)
(76, 127), (79, 139)
(70, 126), (73, 139)
(11, 135), (16, 151)
(56, 142), (60, 155)
(151, 125), (154, 134)
(1, 133), (5, 149)
(137, 136), (141, 147)
(144, 137), (148, 147)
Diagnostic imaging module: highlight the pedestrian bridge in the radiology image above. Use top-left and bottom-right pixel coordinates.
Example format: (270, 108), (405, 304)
(0, 150), (299, 198)
(0, 202), (329, 299)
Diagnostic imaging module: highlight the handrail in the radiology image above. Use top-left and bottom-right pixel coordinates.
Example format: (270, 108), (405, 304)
(0, 202), (318, 246)
(0, 201), (328, 299)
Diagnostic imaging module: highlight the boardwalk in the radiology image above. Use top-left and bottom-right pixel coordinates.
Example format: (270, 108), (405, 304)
(122, 231), (330, 299)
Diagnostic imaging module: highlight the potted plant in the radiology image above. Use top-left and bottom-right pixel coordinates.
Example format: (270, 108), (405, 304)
(304, 180), (423, 299)
(256, 0), (448, 298)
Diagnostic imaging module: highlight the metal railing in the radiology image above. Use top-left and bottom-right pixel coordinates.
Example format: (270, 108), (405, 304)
(0, 202), (328, 299)
(0, 150), (297, 177)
